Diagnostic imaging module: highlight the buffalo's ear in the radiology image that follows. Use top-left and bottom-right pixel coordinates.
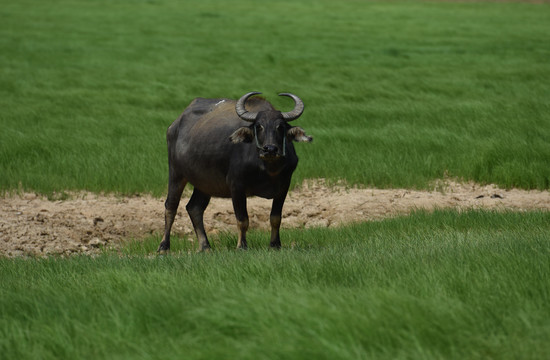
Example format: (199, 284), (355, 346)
(287, 126), (313, 142)
(230, 127), (254, 143)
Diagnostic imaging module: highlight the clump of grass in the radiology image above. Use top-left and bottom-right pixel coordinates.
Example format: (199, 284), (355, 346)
(2, 210), (549, 359)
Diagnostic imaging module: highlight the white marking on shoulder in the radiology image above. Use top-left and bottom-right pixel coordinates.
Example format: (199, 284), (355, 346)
(215, 100), (226, 106)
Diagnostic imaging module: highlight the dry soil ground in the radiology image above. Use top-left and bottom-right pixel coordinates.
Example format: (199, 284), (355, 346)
(1, 180), (550, 257)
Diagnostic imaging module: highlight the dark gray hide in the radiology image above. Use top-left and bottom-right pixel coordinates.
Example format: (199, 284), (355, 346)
(158, 92), (312, 252)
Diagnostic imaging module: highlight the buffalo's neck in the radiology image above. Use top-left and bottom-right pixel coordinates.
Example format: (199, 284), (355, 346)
(246, 167), (292, 199)
(261, 158), (288, 177)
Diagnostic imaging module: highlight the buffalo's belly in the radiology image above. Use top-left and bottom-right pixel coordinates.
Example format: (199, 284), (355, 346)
(192, 181), (232, 198)
(178, 162), (232, 197)
(246, 185), (282, 199)
(186, 173), (286, 199)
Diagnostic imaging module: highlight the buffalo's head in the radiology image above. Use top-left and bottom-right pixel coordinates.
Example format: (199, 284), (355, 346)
(230, 92), (312, 161)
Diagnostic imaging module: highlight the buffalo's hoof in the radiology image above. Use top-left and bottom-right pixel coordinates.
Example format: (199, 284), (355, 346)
(236, 241), (248, 251)
(157, 240), (170, 254)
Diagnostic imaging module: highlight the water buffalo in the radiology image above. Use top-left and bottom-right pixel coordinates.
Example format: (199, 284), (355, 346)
(157, 92), (312, 253)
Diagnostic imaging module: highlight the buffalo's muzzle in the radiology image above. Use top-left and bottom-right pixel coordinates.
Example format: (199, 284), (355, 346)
(260, 145), (282, 161)
(263, 145), (278, 154)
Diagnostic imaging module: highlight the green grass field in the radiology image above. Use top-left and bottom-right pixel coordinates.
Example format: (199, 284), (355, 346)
(2, 210), (550, 359)
(1, 0), (549, 194)
(2, 0), (550, 358)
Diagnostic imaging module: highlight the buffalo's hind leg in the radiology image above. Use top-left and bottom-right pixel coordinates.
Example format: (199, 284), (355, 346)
(231, 189), (249, 250)
(157, 176), (187, 254)
(186, 189), (212, 252)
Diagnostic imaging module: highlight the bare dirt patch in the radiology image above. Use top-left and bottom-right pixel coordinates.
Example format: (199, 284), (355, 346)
(1, 180), (549, 257)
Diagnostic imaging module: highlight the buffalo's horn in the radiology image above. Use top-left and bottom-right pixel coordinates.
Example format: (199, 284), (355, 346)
(235, 91), (262, 122)
(279, 93), (305, 121)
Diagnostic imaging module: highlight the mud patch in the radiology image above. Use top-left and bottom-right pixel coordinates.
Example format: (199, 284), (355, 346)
(1, 180), (549, 257)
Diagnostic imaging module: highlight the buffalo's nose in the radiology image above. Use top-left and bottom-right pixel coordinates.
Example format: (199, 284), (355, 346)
(263, 145), (278, 154)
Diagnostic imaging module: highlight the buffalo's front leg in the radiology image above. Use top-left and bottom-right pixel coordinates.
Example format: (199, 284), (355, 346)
(186, 189), (212, 251)
(158, 177), (187, 254)
(270, 191), (288, 249)
(231, 190), (249, 250)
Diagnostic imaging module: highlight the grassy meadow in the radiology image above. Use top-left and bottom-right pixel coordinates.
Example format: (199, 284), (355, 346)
(2, 0), (550, 359)
(1, 0), (550, 194)
(2, 210), (550, 359)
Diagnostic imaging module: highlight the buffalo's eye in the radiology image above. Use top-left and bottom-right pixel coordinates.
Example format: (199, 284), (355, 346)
(276, 124), (284, 132)
(256, 125), (264, 132)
